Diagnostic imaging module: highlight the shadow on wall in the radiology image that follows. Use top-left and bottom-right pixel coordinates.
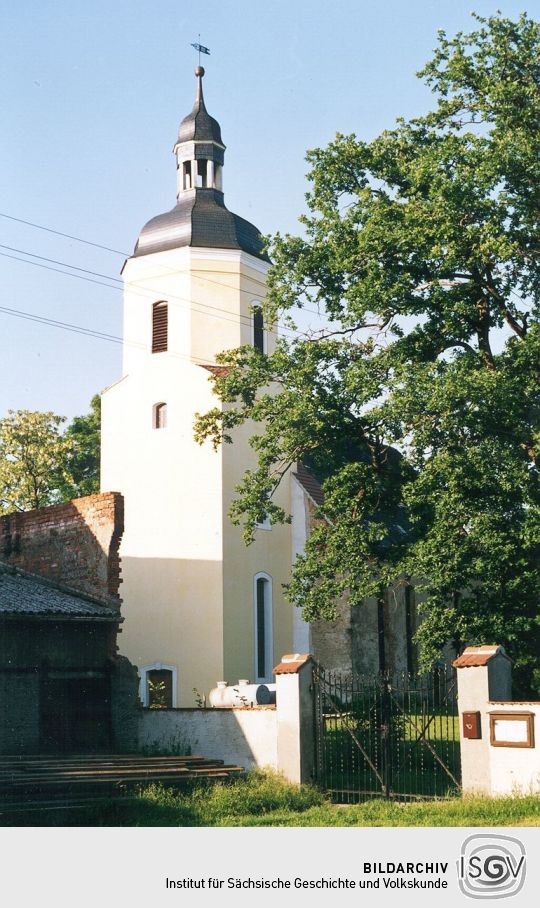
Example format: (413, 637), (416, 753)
(119, 554), (283, 703)
(117, 556), (224, 690)
(138, 706), (278, 771)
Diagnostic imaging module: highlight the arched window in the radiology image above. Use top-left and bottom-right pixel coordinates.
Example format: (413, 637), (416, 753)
(252, 304), (265, 354)
(140, 663), (177, 708)
(253, 573), (273, 682)
(152, 301), (168, 353)
(153, 402), (167, 429)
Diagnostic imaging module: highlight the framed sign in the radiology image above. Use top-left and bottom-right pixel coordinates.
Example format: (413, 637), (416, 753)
(489, 712), (535, 748)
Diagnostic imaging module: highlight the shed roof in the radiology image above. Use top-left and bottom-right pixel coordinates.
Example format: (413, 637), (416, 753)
(0, 563), (119, 621)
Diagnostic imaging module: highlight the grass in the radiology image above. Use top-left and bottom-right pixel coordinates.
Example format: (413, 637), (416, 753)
(2, 771), (539, 827)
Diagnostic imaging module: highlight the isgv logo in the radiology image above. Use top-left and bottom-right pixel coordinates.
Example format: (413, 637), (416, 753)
(458, 834), (526, 899)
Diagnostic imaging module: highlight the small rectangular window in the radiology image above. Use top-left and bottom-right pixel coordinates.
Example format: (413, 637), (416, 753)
(153, 402), (167, 429)
(152, 302), (168, 353)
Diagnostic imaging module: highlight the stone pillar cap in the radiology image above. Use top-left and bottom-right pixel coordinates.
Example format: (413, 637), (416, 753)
(273, 654), (312, 674)
(453, 644), (511, 668)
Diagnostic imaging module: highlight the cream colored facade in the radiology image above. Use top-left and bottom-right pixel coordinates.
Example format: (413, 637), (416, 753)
(100, 67), (415, 707)
(101, 246), (295, 705)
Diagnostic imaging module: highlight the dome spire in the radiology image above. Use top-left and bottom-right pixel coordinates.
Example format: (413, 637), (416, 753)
(195, 64), (205, 107)
(132, 66), (269, 262)
(173, 67), (225, 197)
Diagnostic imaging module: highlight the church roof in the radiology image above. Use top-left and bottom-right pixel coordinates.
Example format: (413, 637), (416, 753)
(132, 67), (269, 262)
(199, 364), (231, 378)
(177, 66), (223, 146)
(293, 463), (325, 507)
(134, 189), (269, 260)
(0, 563), (119, 621)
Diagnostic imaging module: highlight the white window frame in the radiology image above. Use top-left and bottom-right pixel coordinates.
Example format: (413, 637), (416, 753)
(253, 572), (273, 683)
(139, 662), (178, 707)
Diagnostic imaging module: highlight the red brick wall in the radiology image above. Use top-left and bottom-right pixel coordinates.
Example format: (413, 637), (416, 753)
(0, 492), (124, 602)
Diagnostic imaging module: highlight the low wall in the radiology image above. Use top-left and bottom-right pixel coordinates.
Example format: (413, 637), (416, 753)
(138, 707), (278, 770)
(138, 656), (315, 784)
(455, 646), (540, 797)
(487, 701), (540, 796)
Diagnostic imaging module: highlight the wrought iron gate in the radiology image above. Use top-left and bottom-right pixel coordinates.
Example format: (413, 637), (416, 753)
(313, 664), (461, 802)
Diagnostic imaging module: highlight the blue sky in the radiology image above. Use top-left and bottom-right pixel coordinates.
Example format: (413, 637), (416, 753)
(0, 0), (530, 420)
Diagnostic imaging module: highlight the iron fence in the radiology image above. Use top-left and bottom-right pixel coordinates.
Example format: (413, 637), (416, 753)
(313, 664), (461, 803)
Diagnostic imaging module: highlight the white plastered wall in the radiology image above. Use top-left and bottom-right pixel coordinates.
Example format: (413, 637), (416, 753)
(101, 246), (296, 705)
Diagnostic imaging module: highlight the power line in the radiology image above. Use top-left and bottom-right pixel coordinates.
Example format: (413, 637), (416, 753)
(0, 250), (121, 291)
(0, 304), (217, 366)
(0, 245), (303, 338)
(0, 243), (123, 283)
(0, 211), (127, 256)
(0, 305), (122, 343)
(0, 211), (325, 320)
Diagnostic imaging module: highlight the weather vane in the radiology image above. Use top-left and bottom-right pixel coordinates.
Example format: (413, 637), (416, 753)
(190, 35), (210, 67)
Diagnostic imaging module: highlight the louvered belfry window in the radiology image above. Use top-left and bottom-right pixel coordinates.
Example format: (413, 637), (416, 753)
(152, 301), (168, 353)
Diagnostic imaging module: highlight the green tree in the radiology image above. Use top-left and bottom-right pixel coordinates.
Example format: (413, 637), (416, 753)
(195, 13), (540, 693)
(0, 396), (101, 514)
(58, 394), (101, 499)
(0, 410), (72, 513)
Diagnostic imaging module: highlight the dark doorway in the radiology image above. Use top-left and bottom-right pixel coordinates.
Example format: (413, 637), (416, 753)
(40, 675), (111, 752)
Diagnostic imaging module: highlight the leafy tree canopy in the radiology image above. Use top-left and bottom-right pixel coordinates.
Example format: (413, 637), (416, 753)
(58, 394), (101, 500)
(0, 410), (72, 513)
(0, 396), (101, 514)
(195, 13), (540, 692)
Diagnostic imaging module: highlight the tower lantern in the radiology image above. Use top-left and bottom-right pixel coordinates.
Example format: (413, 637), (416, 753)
(174, 66), (225, 196)
(132, 67), (267, 262)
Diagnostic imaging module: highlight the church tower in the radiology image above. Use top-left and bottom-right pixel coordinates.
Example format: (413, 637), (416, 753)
(101, 68), (294, 706)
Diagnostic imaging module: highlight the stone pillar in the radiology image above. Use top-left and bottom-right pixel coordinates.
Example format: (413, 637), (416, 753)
(274, 654), (315, 784)
(207, 160), (214, 188)
(454, 645), (512, 795)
